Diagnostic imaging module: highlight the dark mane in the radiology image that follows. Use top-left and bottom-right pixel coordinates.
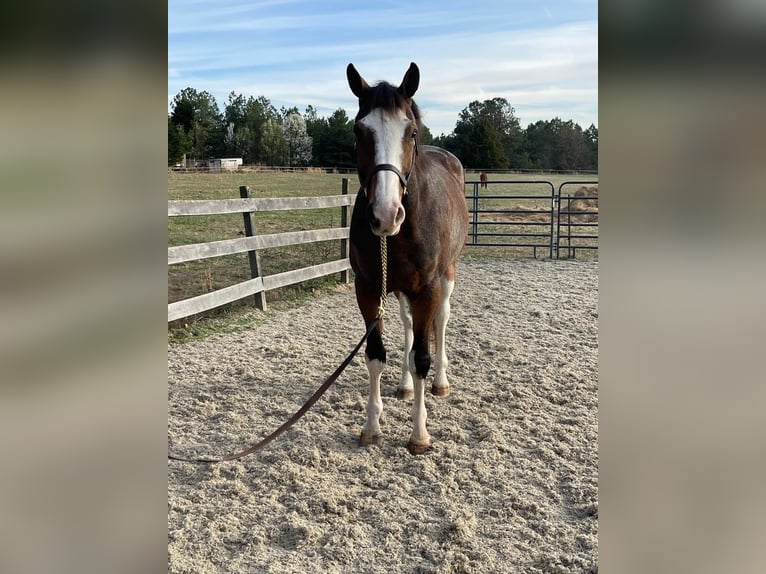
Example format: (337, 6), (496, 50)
(356, 81), (423, 131)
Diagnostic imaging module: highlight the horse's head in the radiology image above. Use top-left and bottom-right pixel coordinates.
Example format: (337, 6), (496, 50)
(347, 62), (422, 237)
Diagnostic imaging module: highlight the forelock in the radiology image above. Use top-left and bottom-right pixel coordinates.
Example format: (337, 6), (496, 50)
(356, 81), (422, 127)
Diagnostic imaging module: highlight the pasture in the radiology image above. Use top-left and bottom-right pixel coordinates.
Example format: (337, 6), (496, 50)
(168, 170), (353, 333)
(167, 257), (598, 573)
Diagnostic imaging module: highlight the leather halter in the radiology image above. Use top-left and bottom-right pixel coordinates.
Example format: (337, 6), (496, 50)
(362, 131), (419, 197)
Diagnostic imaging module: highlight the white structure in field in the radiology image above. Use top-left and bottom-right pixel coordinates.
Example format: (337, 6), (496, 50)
(209, 158), (243, 171)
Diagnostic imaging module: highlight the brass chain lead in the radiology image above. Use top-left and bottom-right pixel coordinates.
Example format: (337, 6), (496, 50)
(378, 236), (387, 318)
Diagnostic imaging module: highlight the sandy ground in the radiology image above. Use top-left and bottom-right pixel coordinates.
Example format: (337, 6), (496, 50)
(168, 258), (598, 573)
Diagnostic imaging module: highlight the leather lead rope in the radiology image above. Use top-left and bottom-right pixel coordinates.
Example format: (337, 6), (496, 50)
(168, 236), (389, 464)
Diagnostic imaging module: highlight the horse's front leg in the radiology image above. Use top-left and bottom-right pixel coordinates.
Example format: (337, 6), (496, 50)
(357, 285), (385, 446)
(407, 286), (441, 454)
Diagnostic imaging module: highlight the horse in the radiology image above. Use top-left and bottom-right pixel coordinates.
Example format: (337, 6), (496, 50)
(346, 62), (469, 454)
(480, 172), (489, 189)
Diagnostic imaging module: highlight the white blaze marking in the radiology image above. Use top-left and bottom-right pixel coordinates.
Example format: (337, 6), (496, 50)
(360, 109), (410, 207)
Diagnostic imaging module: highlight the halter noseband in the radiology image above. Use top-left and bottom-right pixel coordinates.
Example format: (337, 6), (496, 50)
(362, 130), (419, 197)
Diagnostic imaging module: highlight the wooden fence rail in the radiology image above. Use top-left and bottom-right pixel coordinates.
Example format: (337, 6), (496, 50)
(168, 180), (355, 323)
(168, 194), (354, 216)
(168, 227), (350, 265)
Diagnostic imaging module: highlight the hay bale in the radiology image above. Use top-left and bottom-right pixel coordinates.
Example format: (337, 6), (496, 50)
(568, 185), (598, 222)
(574, 185), (598, 198)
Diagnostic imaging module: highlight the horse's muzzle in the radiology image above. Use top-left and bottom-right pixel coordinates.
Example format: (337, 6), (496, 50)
(367, 202), (405, 236)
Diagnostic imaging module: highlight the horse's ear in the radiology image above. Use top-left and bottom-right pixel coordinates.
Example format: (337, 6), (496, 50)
(347, 63), (369, 98)
(398, 62), (420, 98)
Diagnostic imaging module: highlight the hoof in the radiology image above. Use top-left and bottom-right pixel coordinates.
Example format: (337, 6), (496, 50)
(432, 385), (450, 397)
(360, 431), (382, 447)
(395, 388), (414, 400)
(407, 440), (432, 455)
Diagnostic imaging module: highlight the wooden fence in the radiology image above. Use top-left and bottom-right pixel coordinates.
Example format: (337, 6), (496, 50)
(168, 180), (355, 322)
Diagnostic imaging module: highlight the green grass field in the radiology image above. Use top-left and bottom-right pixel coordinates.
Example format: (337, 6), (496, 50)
(168, 169), (597, 339)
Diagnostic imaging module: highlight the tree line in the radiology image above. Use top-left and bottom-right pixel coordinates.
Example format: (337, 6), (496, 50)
(168, 88), (597, 172)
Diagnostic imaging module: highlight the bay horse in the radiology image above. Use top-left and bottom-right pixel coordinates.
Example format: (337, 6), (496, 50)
(347, 62), (469, 454)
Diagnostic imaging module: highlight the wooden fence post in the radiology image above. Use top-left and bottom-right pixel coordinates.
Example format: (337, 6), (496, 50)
(340, 178), (350, 284)
(239, 185), (268, 310)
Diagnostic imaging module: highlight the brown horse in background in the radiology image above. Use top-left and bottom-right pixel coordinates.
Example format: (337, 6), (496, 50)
(480, 172), (489, 188)
(347, 62), (469, 454)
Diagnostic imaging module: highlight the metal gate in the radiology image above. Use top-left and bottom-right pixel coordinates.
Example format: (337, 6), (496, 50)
(464, 178), (598, 259)
(556, 181), (599, 259)
(465, 180), (557, 258)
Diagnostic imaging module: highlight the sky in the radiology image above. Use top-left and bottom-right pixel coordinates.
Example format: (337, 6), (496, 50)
(168, 0), (597, 137)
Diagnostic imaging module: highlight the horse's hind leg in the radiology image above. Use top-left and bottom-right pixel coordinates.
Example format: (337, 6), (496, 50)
(395, 292), (414, 400)
(432, 273), (455, 397)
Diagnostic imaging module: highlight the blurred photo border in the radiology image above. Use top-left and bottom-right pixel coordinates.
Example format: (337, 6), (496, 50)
(0, 1), (764, 572)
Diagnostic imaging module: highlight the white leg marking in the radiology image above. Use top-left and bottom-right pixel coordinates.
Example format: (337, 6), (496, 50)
(362, 358), (384, 440)
(397, 293), (414, 398)
(433, 278), (455, 392)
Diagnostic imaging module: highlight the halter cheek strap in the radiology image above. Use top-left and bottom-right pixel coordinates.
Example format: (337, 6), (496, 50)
(363, 163), (408, 193)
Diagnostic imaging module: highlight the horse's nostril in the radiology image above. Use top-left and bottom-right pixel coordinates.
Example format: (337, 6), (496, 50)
(395, 205), (405, 225)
